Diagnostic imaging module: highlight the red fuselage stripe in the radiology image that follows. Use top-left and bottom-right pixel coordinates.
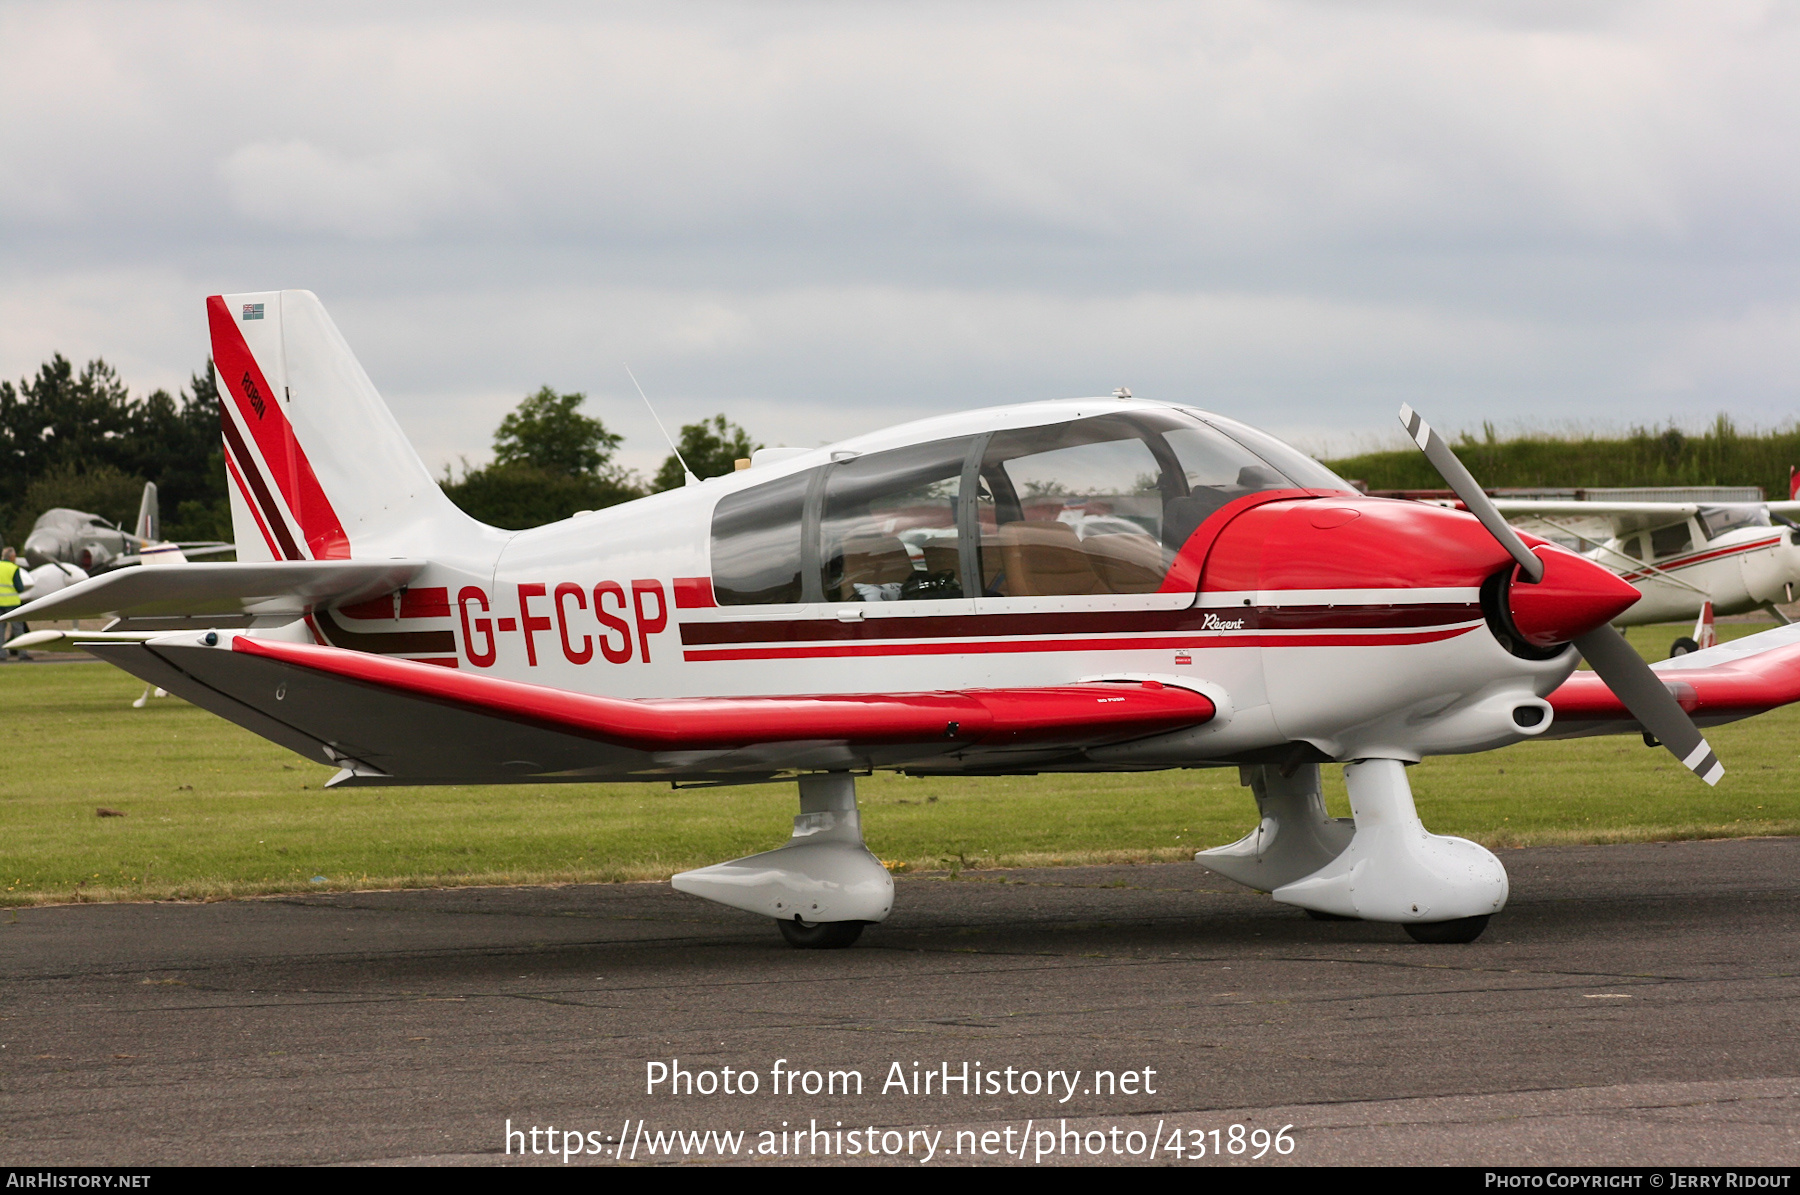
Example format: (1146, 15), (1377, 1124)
(1618, 537), (1783, 583)
(681, 625), (1480, 661)
(678, 602), (1482, 646)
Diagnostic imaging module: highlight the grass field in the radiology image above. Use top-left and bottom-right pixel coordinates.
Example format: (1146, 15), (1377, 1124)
(2, 622), (1796, 906)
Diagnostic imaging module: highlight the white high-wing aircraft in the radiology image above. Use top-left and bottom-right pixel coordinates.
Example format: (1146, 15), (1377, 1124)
(1490, 498), (1800, 654)
(11, 291), (1800, 949)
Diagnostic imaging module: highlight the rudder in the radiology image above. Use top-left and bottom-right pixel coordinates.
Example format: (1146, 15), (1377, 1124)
(209, 290), (472, 561)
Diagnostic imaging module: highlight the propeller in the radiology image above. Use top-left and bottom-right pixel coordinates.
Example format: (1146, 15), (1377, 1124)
(1398, 404), (1724, 786)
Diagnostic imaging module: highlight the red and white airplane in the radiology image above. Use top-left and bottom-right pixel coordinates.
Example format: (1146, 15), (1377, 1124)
(13, 291), (1800, 947)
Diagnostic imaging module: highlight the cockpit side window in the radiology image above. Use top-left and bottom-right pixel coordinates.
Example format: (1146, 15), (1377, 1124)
(976, 415), (1173, 597)
(819, 437), (974, 602)
(710, 468), (818, 605)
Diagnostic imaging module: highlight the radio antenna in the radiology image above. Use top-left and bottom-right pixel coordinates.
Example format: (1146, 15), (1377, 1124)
(626, 366), (698, 487)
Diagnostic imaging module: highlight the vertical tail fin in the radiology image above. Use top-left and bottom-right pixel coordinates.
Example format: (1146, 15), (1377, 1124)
(209, 291), (475, 561)
(134, 482), (158, 543)
(1694, 599), (1717, 650)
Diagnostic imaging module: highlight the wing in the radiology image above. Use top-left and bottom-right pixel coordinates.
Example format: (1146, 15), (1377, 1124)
(3, 560), (425, 624)
(1493, 499), (1699, 539)
(88, 633), (1217, 786)
(1545, 622), (1800, 738)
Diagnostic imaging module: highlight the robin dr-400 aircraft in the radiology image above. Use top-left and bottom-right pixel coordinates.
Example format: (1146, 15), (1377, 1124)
(15, 290), (1800, 948)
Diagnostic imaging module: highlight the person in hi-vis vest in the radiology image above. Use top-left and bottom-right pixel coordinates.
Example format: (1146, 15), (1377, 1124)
(0, 547), (26, 659)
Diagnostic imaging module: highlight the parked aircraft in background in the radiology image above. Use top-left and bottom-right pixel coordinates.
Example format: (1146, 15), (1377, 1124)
(19, 482), (230, 577)
(1488, 497), (1800, 655)
(13, 290), (1800, 950)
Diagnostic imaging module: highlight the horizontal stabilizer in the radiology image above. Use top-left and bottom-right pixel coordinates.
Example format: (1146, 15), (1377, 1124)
(5, 629), (165, 652)
(4, 560), (426, 623)
(88, 633), (1215, 784)
(1547, 622), (1800, 737)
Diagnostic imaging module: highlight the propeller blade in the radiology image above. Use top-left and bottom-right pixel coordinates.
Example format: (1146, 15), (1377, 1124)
(1573, 625), (1724, 786)
(1397, 403), (1722, 785)
(1398, 404), (1543, 582)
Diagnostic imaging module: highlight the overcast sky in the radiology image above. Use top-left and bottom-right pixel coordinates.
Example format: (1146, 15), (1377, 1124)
(3, 0), (1797, 476)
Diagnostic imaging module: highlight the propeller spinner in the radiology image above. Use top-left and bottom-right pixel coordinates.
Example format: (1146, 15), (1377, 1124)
(1398, 405), (1724, 786)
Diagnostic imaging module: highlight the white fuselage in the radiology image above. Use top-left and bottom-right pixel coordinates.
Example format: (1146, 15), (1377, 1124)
(315, 400), (1578, 769)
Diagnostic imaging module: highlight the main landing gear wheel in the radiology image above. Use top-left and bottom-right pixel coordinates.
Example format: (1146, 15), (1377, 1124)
(1669, 636), (1700, 658)
(1403, 914), (1490, 944)
(777, 918), (866, 949)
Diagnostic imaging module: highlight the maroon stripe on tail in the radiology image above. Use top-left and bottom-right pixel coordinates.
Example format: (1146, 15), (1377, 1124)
(220, 407), (303, 560)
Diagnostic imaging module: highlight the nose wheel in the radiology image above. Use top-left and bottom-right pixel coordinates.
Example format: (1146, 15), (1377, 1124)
(778, 917), (866, 949)
(1403, 914), (1490, 944)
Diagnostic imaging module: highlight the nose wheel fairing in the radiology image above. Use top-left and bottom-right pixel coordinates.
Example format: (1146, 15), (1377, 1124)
(1198, 760), (1509, 932)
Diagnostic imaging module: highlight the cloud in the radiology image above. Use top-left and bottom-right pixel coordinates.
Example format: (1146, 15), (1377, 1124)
(218, 141), (469, 239)
(2, 0), (1798, 470)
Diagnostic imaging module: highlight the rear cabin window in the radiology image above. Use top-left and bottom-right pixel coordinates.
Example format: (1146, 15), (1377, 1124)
(819, 437), (974, 602)
(710, 468), (817, 605)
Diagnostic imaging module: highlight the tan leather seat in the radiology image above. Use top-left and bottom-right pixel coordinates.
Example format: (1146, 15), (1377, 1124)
(834, 534), (916, 599)
(994, 521), (1103, 596)
(920, 541), (961, 579)
(1083, 532), (1166, 593)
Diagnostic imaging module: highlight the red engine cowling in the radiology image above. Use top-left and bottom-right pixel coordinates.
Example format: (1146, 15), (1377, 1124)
(1198, 498), (1638, 651)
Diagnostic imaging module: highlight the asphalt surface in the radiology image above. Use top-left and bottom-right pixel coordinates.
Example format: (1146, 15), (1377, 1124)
(1, 838), (1796, 1167)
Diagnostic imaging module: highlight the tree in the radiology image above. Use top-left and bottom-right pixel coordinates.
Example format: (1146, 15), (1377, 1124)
(653, 415), (760, 491)
(0, 355), (134, 483)
(0, 356), (229, 550)
(440, 463), (641, 531)
(439, 385), (643, 530)
(492, 386), (623, 477)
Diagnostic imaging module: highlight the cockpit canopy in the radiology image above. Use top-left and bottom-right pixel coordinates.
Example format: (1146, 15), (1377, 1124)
(709, 407), (1353, 605)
